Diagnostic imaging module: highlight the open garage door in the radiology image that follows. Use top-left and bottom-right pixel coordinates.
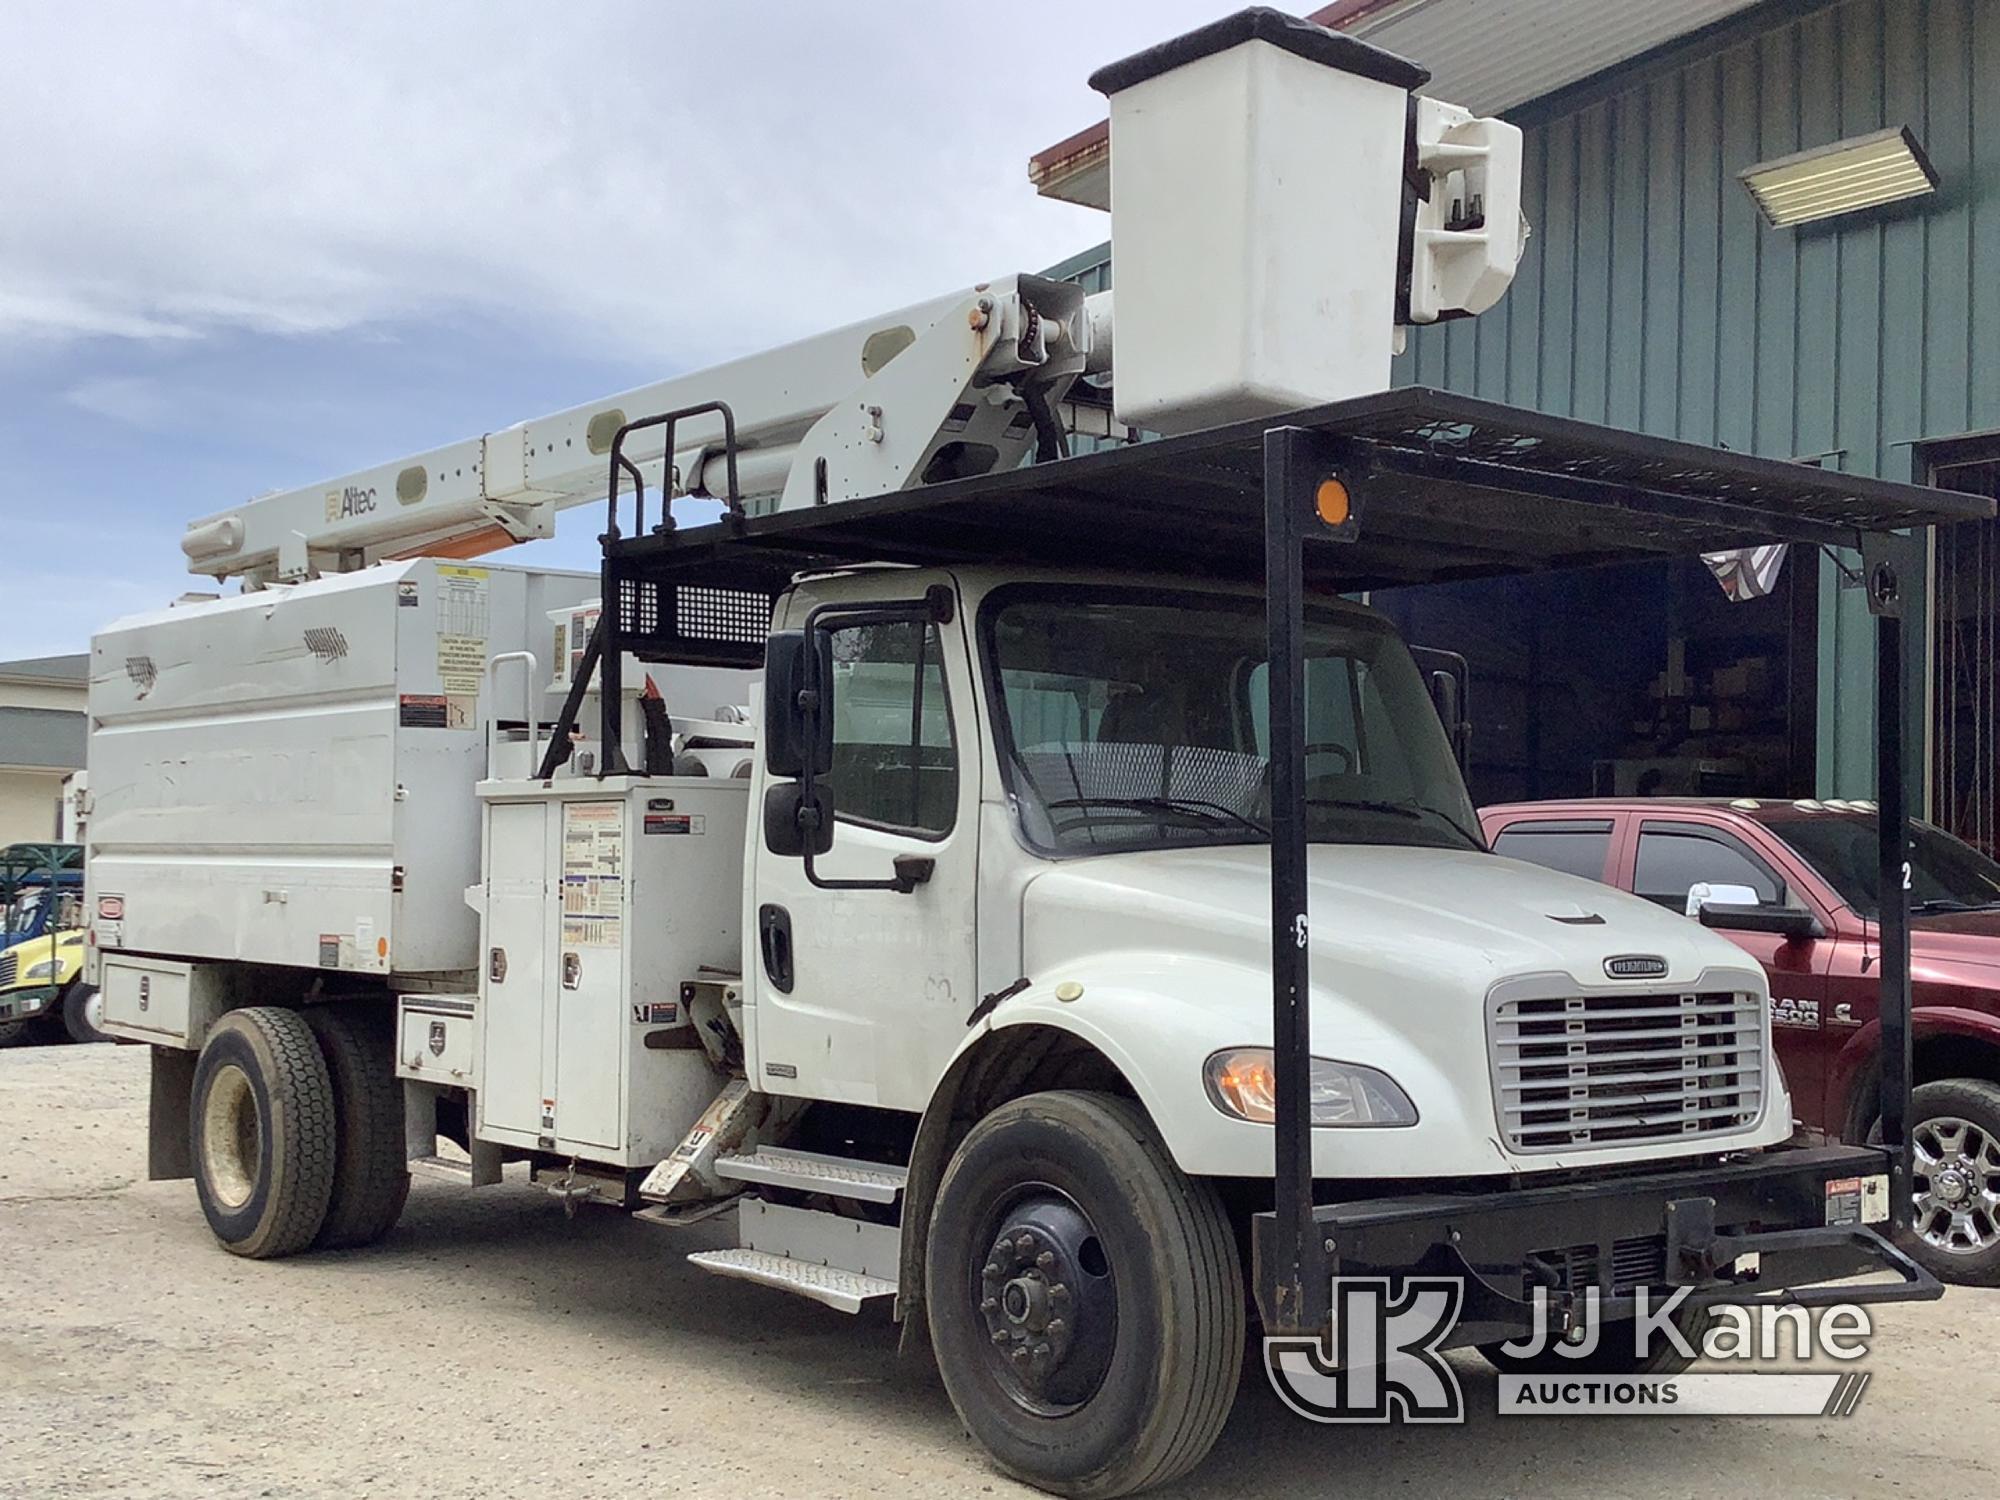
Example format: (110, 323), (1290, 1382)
(1930, 443), (2000, 857)
(1372, 551), (1817, 806)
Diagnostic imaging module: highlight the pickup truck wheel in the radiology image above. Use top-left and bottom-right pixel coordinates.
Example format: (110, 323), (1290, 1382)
(62, 983), (110, 1044)
(303, 1006), (410, 1249)
(190, 1007), (336, 1259)
(925, 1090), (1243, 1498)
(1899, 1080), (2000, 1287)
(1477, 1301), (1712, 1376)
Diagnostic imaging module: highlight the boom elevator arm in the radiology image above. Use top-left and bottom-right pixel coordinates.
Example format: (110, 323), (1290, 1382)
(181, 275), (1110, 586)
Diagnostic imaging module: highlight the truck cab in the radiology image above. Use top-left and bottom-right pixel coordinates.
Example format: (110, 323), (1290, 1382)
(752, 568), (1791, 1180)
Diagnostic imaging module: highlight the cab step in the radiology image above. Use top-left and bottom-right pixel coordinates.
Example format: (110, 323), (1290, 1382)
(685, 1249), (897, 1314)
(713, 1147), (908, 1204)
(684, 1197), (901, 1314)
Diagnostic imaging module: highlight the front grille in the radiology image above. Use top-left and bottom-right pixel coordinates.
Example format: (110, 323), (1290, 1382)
(0, 951), (17, 989)
(1491, 989), (1765, 1152)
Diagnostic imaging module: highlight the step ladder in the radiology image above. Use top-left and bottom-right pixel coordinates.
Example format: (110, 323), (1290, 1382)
(682, 1147), (908, 1315)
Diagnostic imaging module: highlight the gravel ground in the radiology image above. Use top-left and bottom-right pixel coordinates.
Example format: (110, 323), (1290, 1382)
(3, 1041), (1994, 1499)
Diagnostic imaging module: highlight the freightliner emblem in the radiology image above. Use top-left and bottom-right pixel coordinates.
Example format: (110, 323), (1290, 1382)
(1604, 954), (1669, 979)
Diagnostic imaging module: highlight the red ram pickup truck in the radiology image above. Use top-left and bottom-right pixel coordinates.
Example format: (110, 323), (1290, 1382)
(1480, 796), (2000, 1286)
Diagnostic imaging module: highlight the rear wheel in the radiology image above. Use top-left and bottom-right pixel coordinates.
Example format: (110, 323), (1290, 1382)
(303, 1005), (410, 1249)
(62, 983), (110, 1044)
(925, 1090), (1243, 1498)
(190, 1007), (336, 1258)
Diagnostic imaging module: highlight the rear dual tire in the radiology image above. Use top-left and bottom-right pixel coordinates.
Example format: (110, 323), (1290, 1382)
(190, 1004), (407, 1258)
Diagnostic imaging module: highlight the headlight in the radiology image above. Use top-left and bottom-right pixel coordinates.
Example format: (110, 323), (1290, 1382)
(1203, 1048), (1418, 1127)
(23, 960), (58, 980)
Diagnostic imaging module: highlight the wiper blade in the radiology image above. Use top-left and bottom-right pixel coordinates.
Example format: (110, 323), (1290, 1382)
(1910, 898), (1978, 915)
(1045, 795), (1271, 837)
(1303, 796), (1484, 848)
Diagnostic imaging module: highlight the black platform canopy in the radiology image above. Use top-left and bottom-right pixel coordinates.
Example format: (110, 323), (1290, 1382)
(589, 384), (1991, 1339)
(605, 386), (1990, 600)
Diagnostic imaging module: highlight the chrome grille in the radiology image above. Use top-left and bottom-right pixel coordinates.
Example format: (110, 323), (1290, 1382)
(0, 951), (17, 989)
(1491, 989), (1765, 1152)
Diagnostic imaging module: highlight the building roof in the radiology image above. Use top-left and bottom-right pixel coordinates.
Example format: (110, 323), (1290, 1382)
(0, 706), (86, 771)
(0, 654), (88, 687)
(1030, 0), (1762, 208)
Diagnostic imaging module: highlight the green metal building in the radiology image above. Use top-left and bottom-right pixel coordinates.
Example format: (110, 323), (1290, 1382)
(1040, 0), (2000, 849)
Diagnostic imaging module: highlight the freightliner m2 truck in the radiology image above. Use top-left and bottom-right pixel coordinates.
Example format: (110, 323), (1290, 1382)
(86, 12), (1980, 1495)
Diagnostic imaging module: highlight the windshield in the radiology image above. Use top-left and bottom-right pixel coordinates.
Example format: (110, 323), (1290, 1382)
(985, 588), (1481, 855)
(1765, 814), (2000, 919)
(3, 886), (44, 939)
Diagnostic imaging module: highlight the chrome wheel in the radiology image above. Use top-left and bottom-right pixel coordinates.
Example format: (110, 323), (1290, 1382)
(84, 987), (104, 1034)
(1911, 1114), (2000, 1256)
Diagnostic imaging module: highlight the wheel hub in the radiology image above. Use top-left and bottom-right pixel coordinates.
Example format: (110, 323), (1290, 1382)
(974, 1192), (1117, 1414)
(1911, 1113), (2000, 1256)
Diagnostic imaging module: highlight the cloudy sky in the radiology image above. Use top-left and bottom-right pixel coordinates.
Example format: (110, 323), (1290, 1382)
(1, 1), (1228, 659)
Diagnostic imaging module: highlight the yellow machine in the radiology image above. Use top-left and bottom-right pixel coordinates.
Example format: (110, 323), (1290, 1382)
(0, 927), (101, 1045)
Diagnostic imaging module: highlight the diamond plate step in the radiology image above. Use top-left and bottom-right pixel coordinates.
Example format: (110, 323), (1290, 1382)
(713, 1148), (908, 1203)
(686, 1249), (897, 1314)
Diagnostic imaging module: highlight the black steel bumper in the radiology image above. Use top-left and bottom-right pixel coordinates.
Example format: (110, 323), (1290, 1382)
(1251, 1144), (1942, 1343)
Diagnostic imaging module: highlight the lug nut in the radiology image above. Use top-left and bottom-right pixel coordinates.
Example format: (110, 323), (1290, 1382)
(1046, 1318), (1066, 1336)
(1036, 1251), (1055, 1270)
(980, 1296), (998, 1313)
(990, 1329), (1010, 1345)
(1015, 1234), (1035, 1255)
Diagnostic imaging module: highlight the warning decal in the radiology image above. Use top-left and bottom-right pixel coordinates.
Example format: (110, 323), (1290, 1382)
(561, 800), (623, 947)
(435, 564), (490, 695)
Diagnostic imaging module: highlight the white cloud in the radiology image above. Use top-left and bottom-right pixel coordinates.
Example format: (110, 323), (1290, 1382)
(2, 2), (1217, 367)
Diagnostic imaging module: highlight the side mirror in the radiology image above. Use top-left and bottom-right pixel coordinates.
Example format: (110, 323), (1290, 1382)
(1685, 881), (1760, 918)
(1428, 668), (1461, 732)
(763, 781), (834, 858)
(1698, 902), (1825, 940)
(763, 630), (833, 779)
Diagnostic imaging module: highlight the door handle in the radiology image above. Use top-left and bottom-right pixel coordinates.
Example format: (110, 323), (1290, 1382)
(759, 904), (795, 994)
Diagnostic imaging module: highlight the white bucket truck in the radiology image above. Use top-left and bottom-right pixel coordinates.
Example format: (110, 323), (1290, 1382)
(87, 11), (1966, 1495)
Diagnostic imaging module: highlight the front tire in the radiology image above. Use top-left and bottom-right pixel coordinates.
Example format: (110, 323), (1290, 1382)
(190, 1007), (337, 1258)
(62, 983), (110, 1044)
(925, 1090), (1243, 1499)
(1901, 1079), (2000, 1287)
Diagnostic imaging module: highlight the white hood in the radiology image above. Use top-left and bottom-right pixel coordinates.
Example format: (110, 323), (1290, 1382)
(1016, 843), (1787, 1179)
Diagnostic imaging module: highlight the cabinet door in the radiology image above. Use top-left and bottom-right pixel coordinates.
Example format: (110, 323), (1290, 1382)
(479, 800), (550, 1138)
(553, 799), (627, 1151)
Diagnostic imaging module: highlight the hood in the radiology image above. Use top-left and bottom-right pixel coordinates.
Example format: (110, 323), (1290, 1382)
(1906, 910), (2000, 975)
(1023, 842), (1755, 997)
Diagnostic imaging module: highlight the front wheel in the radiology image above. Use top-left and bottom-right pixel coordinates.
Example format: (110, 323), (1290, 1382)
(63, 984), (110, 1044)
(0, 1016), (28, 1049)
(925, 1090), (1243, 1499)
(1901, 1079), (2000, 1286)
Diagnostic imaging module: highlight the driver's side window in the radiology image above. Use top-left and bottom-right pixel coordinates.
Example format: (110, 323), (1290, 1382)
(824, 619), (957, 839)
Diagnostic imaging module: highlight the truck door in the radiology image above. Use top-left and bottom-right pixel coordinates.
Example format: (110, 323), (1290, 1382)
(750, 578), (979, 1112)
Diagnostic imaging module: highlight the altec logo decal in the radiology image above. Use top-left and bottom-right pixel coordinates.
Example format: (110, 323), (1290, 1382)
(325, 485), (378, 521)
(1604, 954), (1669, 979)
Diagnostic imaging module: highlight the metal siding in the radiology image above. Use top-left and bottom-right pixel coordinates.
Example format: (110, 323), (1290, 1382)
(1047, 0), (2000, 798)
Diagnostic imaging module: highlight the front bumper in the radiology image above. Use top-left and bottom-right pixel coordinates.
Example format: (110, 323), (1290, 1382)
(1252, 1144), (1941, 1343)
(0, 985), (56, 1024)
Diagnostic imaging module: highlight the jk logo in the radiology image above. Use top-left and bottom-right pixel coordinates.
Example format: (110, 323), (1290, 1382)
(1265, 1277), (1465, 1423)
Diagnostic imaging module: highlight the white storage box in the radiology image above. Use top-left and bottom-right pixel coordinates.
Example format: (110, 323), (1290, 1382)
(88, 560), (596, 978)
(1090, 9), (1428, 434)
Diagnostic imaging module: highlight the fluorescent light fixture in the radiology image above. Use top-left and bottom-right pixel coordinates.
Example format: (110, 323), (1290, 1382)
(1740, 126), (1938, 227)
